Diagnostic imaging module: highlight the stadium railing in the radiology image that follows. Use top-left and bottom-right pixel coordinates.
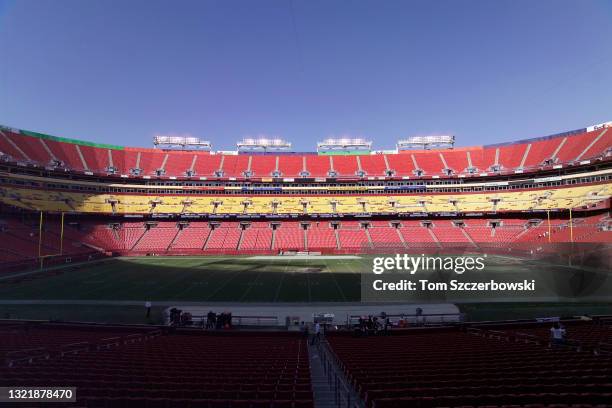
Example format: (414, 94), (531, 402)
(168, 314), (279, 327)
(348, 312), (465, 327)
(317, 337), (364, 408)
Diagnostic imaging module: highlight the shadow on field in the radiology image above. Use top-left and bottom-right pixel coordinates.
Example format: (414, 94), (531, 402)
(0, 256), (365, 303)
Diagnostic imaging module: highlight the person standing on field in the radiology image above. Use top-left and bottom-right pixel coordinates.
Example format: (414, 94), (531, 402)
(145, 301), (152, 318)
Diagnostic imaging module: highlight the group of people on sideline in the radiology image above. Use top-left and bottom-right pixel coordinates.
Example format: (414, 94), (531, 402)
(354, 314), (392, 336)
(168, 307), (193, 326)
(204, 311), (233, 330)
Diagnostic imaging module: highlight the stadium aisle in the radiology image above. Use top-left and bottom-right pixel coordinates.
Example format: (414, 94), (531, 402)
(307, 341), (337, 408)
(308, 336), (362, 408)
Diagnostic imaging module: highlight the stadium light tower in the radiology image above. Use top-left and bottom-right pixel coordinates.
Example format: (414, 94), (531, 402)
(153, 135), (212, 151)
(317, 137), (372, 153)
(397, 135), (455, 150)
(236, 137), (292, 152)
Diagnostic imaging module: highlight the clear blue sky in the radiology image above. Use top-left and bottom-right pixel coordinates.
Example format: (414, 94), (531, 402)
(1, 0), (611, 151)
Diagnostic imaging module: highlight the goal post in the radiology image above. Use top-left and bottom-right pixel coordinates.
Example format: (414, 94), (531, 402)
(37, 211), (67, 269)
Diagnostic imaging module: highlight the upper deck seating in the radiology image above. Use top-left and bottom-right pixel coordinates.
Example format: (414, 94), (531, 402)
(522, 138), (565, 167)
(412, 151), (445, 174)
(0, 129), (30, 161)
(582, 129), (612, 160)
(497, 142), (527, 170)
(193, 153), (223, 177)
(555, 130), (600, 163)
(77, 145), (108, 173)
(385, 154), (414, 177)
(250, 155), (277, 177)
(163, 152), (194, 177)
(278, 155), (304, 177)
(137, 150), (166, 176)
(305, 156), (331, 177)
(44, 138), (86, 171)
(2, 124), (611, 178)
(332, 156), (359, 177)
(359, 155), (387, 176)
(221, 155), (250, 178)
(440, 150), (470, 174)
(4, 131), (52, 164)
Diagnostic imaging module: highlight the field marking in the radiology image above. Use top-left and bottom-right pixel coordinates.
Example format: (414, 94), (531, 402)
(326, 260), (349, 302)
(202, 266), (249, 302)
(165, 267), (216, 300)
(118, 258), (237, 302)
(306, 263), (312, 302)
(238, 269), (265, 302)
(4, 254), (611, 304)
(75, 262), (154, 299)
(22, 261), (121, 300)
(117, 256), (238, 261)
(273, 260), (291, 302)
(0, 257), (114, 281)
(110, 259), (204, 300)
(339, 260), (361, 275)
(248, 255), (361, 260)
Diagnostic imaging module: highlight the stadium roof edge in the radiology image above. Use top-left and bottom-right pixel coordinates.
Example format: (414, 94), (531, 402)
(1, 124), (124, 150)
(484, 127), (588, 149)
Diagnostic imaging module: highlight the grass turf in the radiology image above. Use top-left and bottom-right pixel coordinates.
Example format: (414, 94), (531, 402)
(1, 254), (610, 303)
(0, 256), (365, 302)
(1, 255), (611, 324)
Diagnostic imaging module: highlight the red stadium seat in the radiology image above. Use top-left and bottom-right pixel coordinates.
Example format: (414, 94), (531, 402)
(0, 327), (313, 408)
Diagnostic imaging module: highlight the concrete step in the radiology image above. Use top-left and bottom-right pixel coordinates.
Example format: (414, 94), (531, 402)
(308, 341), (341, 408)
(308, 339), (362, 408)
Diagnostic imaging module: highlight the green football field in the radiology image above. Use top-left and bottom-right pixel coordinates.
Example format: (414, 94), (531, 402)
(0, 254), (611, 324)
(0, 254), (610, 303)
(0, 256), (366, 302)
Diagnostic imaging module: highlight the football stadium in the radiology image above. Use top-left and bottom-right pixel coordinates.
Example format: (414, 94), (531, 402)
(1, 1), (612, 407)
(1, 119), (611, 407)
